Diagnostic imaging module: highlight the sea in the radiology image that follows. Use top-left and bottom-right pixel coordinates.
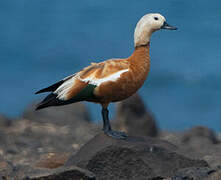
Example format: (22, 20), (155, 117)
(0, 0), (221, 132)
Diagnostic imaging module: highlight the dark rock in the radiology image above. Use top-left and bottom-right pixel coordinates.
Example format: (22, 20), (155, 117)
(0, 157), (13, 180)
(203, 155), (221, 169)
(66, 133), (208, 180)
(22, 102), (92, 125)
(172, 167), (216, 180)
(181, 126), (219, 144)
(0, 102), (99, 167)
(113, 94), (158, 137)
(160, 127), (221, 168)
(26, 166), (96, 180)
(0, 115), (12, 127)
(8, 165), (95, 180)
(179, 127), (221, 168)
(0, 117), (98, 168)
(207, 167), (221, 180)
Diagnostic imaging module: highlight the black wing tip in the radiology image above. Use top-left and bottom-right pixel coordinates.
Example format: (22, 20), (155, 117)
(35, 80), (65, 95)
(35, 106), (41, 111)
(35, 91), (41, 95)
(35, 89), (44, 94)
(35, 93), (60, 111)
(35, 102), (46, 110)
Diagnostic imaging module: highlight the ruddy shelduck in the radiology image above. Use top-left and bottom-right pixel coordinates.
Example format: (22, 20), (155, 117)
(36, 13), (177, 139)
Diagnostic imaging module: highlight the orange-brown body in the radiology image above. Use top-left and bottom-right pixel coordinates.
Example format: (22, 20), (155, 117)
(63, 44), (150, 108)
(36, 44), (150, 110)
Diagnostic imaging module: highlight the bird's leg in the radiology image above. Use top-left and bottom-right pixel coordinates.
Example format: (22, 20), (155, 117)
(102, 108), (127, 139)
(102, 108), (111, 132)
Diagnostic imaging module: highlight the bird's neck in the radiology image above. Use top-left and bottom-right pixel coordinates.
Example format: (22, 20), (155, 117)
(129, 43), (150, 67)
(128, 43), (150, 81)
(134, 28), (153, 47)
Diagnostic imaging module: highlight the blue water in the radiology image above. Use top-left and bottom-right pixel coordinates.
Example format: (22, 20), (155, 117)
(1, 0), (221, 131)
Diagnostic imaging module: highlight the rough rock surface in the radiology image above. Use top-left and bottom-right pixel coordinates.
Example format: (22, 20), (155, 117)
(207, 167), (221, 180)
(34, 152), (70, 169)
(0, 156), (14, 179)
(171, 167), (216, 180)
(22, 102), (92, 125)
(65, 133), (208, 180)
(0, 103), (98, 168)
(0, 100), (221, 179)
(0, 115), (12, 127)
(113, 94), (158, 137)
(160, 126), (221, 168)
(181, 126), (219, 144)
(8, 165), (95, 180)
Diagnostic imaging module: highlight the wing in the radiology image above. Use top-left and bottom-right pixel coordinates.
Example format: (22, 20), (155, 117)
(35, 74), (76, 94)
(54, 59), (129, 100)
(79, 59), (129, 86)
(35, 59), (129, 110)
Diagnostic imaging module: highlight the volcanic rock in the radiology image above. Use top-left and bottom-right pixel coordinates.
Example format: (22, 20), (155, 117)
(181, 126), (219, 144)
(171, 167), (216, 180)
(7, 165), (95, 180)
(113, 94), (158, 137)
(65, 133), (208, 180)
(22, 102), (91, 125)
(160, 127), (221, 168)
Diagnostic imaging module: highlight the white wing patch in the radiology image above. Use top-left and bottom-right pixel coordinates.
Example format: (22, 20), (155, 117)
(80, 69), (129, 86)
(53, 68), (128, 100)
(54, 77), (76, 100)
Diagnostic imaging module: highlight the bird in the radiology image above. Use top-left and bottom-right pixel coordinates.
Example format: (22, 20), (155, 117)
(35, 13), (177, 139)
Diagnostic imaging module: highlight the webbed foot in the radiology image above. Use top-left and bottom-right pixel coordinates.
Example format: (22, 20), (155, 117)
(104, 129), (127, 139)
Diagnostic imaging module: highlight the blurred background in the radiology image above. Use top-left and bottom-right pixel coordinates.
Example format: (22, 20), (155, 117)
(0, 0), (220, 131)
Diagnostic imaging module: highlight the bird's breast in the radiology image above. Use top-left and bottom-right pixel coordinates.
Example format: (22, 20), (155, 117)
(94, 45), (150, 103)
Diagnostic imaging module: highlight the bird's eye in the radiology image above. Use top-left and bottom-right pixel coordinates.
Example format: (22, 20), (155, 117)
(154, 17), (159, 20)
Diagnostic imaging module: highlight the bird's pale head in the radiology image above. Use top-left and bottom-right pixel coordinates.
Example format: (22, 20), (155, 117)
(134, 13), (177, 47)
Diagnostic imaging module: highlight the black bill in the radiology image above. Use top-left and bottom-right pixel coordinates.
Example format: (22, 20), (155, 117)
(161, 21), (177, 30)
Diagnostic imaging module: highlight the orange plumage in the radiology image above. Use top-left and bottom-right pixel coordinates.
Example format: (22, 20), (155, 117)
(93, 45), (150, 105)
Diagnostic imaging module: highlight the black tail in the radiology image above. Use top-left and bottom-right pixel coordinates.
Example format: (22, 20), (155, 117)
(35, 74), (78, 110)
(35, 74), (76, 94)
(35, 93), (61, 110)
(35, 80), (64, 94)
